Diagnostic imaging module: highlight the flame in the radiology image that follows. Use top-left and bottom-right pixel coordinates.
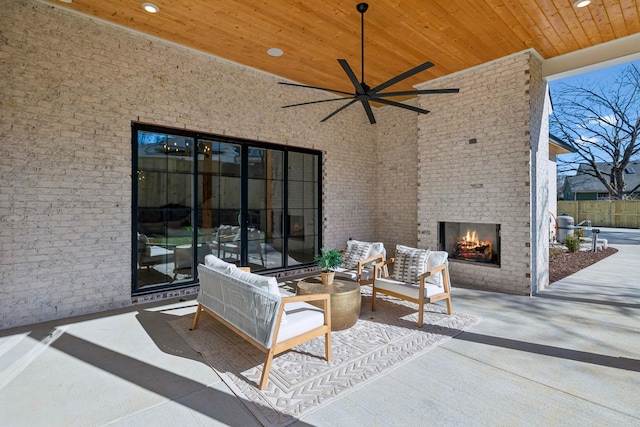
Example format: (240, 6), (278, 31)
(453, 227), (494, 262)
(463, 230), (479, 245)
(457, 229), (491, 252)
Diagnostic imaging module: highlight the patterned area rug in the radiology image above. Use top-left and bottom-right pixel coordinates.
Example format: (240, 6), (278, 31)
(169, 288), (479, 426)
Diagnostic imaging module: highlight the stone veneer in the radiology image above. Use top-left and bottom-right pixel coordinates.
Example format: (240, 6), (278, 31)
(414, 52), (549, 295)
(1, 0), (548, 328)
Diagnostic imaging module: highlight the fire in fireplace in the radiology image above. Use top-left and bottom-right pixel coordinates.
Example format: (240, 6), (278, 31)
(439, 222), (500, 266)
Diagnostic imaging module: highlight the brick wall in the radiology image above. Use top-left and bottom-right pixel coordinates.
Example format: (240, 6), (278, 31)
(374, 101), (419, 251)
(414, 52), (547, 295)
(0, 0), (550, 328)
(0, 0), (377, 328)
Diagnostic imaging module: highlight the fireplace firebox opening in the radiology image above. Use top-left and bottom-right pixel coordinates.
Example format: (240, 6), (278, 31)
(439, 222), (501, 266)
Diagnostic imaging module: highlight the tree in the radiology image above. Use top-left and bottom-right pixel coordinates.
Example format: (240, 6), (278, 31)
(550, 63), (640, 200)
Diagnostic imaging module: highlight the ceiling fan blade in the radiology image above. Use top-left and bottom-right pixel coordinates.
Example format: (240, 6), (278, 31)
(374, 98), (430, 115)
(282, 97), (355, 109)
(370, 61), (434, 94)
(321, 99), (359, 122)
(278, 82), (354, 96)
(338, 59), (365, 95)
(361, 100), (376, 124)
(374, 88), (460, 98)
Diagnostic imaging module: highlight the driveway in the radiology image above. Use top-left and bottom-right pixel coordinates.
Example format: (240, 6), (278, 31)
(591, 227), (640, 245)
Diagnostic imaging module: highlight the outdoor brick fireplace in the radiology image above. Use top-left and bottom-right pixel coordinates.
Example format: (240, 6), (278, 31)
(411, 51), (549, 295)
(439, 222), (500, 266)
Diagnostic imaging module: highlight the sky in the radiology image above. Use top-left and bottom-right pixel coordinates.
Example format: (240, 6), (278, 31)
(549, 58), (640, 93)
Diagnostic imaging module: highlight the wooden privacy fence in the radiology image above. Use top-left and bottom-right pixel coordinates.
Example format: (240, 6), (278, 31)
(557, 201), (640, 228)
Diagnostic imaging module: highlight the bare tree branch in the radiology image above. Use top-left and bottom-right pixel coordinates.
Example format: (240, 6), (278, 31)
(550, 63), (640, 200)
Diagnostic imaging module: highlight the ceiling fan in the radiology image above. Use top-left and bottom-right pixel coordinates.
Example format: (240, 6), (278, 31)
(279, 3), (459, 125)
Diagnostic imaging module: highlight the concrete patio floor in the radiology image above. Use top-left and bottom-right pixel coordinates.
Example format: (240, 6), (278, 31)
(1, 234), (639, 426)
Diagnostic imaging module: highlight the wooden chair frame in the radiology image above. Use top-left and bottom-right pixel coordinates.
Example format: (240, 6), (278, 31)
(354, 252), (388, 286)
(372, 257), (452, 328)
(192, 293), (331, 390)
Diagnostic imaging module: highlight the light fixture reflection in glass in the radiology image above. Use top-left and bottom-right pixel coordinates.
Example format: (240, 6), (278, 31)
(142, 2), (160, 13)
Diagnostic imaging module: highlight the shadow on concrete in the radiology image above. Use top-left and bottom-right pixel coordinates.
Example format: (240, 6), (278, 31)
(535, 292), (640, 309)
(26, 329), (314, 427)
(455, 331), (640, 372)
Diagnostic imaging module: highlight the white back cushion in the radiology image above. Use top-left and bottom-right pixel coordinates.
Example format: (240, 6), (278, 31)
(425, 251), (448, 287)
(204, 254), (237, 274)
(363, 242), (386, 269)
(228, 268), (286, 323)
(369, 242), (385, 258)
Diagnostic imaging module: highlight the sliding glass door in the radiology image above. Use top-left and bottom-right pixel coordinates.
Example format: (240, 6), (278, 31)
(132, 124), (321, 295)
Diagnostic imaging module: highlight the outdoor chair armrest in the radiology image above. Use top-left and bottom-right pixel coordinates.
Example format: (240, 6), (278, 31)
(373, 257), (394, 279)
(358, 253), (386, 281)
(282, 293), (330, 305)
(417, 263), (447, 281)
(376, 257), (395, 267)
(357, 253), (384, 270)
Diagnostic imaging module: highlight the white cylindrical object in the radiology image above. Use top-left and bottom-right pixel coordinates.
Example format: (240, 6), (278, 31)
(556, 215), (575, 244)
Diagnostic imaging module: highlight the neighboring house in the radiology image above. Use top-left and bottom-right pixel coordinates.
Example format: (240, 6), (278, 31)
(563, 161), (640, 200)
(548, 134), (577, 214)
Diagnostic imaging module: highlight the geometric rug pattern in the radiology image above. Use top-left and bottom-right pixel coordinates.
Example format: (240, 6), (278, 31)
(169, 287), (479, 426)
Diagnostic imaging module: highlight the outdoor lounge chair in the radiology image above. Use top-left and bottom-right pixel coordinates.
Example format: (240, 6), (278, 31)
(137, 233), (174, 270)
(372, 245), (452, 328)
(334, 239), (387, 285)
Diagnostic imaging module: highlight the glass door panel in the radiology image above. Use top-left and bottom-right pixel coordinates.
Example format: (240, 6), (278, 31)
(199, 140), (242, 266)
(136, 131), (194, 289)
(247, 148), (284, 270)
(288, 152), (319, 265)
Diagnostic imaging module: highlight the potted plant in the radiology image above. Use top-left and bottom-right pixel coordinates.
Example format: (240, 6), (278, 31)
(314, 248), (343, 285)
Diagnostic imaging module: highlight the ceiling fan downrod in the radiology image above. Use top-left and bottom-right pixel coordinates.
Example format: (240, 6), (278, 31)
(357, 3), (368, 85)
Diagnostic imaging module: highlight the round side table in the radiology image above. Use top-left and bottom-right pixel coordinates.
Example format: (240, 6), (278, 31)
(296, 277), (361, 330)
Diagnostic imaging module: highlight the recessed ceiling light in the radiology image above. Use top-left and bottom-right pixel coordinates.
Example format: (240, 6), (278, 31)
(58, 0), (73, 3)
(142, 2), (160, 13)
(267, 48), (284, 57)
(573, 0), (591, 7)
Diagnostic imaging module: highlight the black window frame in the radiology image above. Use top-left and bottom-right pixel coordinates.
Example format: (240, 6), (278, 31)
(131, 122), (323, 296)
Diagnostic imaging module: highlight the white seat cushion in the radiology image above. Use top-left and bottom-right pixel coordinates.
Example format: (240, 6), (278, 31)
(374, 277), (445, 300)
(334, 266), (373, 282)
(277, 301), (325, 343)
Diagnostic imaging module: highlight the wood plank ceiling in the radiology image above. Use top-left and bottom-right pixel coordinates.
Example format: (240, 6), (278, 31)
(47, 0), (639, 98)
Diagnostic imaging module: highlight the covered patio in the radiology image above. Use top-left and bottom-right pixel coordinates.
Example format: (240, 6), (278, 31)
(2, 0), (639, 330)
(1, 242), (639, 425)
